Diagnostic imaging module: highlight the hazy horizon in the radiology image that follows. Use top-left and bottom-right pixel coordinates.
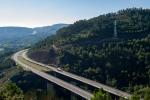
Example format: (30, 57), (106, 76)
(0, 23), (68, 28)
(0, 0), (149, 28)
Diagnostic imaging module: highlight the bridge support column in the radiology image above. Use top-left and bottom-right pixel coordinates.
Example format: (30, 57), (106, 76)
(70, 92), (78, 100)
(46, 81), (56, 100)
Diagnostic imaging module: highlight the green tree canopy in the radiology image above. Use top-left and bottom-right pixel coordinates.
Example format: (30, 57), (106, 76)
(0, 83), (24, 100)
(91, 90), (112, 100)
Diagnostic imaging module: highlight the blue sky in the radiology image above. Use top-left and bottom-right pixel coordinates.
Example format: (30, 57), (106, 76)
(0, 0), (149, 27)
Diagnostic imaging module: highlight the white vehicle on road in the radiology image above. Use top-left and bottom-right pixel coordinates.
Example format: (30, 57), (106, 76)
(57, 67), (62, 71)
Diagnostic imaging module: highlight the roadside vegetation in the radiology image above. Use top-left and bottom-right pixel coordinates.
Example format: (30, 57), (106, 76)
(91, 90), (112, 100)
(0, 83), (24, 100)
(92, 87), (150, 100)
(0, 50), (15, 71)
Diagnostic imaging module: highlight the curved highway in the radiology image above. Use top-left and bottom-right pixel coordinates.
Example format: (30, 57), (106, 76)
(12, 50), (93, 100)
(13, 49), (132, 99)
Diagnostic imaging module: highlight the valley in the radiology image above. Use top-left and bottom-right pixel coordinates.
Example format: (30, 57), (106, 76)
(0, 7), (150, 100)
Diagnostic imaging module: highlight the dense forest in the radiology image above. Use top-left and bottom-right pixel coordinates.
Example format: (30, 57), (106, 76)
(0, 50), (24, 100)
(0, 83), (24, 100)
(0, 51), (16, 71)
(29, 8), (150, 97)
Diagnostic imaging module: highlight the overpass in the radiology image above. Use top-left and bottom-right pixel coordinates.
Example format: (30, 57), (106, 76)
(12, 50), (93, 100)
(13, 49), (132, 99)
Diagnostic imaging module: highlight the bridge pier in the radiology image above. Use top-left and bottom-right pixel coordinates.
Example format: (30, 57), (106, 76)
(46, 81), (56, 100)
(70, 92), (86, 100)
(71, 92), (78, 100)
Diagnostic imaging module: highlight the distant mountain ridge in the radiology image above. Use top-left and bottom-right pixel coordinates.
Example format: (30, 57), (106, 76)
(0, 24), (68, 50)
(34, 24), (68, 34)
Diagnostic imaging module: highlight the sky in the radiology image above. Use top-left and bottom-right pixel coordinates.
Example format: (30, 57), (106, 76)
(0, 0), (149, 28)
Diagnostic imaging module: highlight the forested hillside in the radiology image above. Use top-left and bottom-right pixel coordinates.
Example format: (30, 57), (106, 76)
(29, 8), (150, 93)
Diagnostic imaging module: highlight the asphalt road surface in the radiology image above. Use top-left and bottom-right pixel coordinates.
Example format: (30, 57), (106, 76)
(12, 50), (93, 100)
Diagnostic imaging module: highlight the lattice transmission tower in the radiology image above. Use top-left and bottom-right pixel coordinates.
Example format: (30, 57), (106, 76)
(114, 20), (118, 38)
